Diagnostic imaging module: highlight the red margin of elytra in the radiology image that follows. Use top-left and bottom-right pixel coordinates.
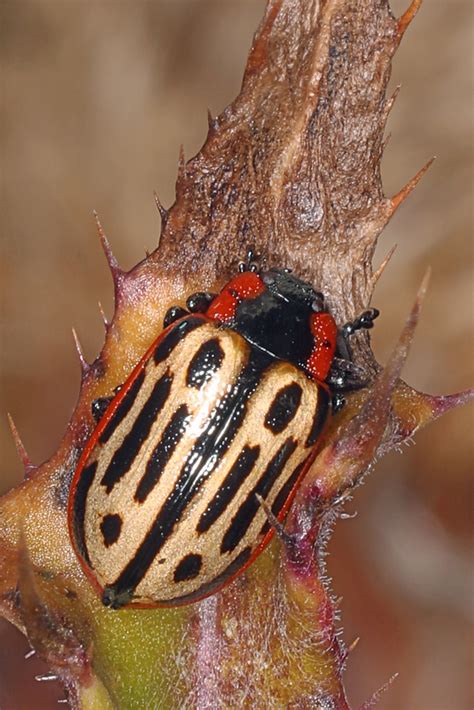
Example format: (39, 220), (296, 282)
(66, 314), (210, 604)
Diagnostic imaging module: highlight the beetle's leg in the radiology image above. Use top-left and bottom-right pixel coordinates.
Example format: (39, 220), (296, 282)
(163, 305), (189, 328)
(341, 308), (380, 339)
(91, 385), (122, 423)
(326, 309), (379, 411)
(164, 291), (217, 327)
(186, 292), (217, 314)
(326, 358), (368, 392)
(336, 308), (380, 361)
(255, 493), (295, 546)
(331, 392), (346, 413)
(92, 396), (113, 423)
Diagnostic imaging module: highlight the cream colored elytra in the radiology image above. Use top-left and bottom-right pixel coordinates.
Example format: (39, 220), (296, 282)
(78, 320), (327, 606)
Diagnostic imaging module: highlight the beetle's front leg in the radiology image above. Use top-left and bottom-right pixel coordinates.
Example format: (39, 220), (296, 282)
(337, 308), (380, 360)
(163, 305), (189, 328)
(326, 358), (368, 392)
(186, 292), (217, 313)
(91, 385), (122, 423)
(163, 292), (217, 329)
(326, 357), (371, 412)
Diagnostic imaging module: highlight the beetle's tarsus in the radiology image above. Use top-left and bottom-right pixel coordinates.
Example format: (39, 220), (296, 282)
(92, 396), (114, 423)
(91, 385), (122, 423)
(341, 308), (380, 338)
(186, 292), (216, 314)
(163, 305), (189, 328)
(329, 307), (380, 398)
(332, 393), (346, 412)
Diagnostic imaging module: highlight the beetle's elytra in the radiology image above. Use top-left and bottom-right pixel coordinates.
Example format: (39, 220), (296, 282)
(68, 258), (378, 609)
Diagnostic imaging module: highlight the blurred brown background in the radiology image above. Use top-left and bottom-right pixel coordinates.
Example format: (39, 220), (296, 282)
(0, 1), (472, 708)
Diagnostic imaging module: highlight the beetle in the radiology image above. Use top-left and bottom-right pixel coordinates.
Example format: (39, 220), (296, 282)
(68, 253), (378, 609)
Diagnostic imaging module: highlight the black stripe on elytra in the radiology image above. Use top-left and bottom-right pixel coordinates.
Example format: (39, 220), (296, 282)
(196, 445), (260, 534)
(166, 546), (252, 605)
(305, 386), (330, 447)
(154, 316), (205, 365)
(220, 437), (297, 554)
(173, 553), (203, 583)
(100, 371), (173, 494)
(71, 460), (98, 565)
(264, 382), (302, 434)
(106, 348), (272, 598)
(186, 337), (225, 389)
(134, 404), (190, 503)
(99, 370), (146, 445)
(100, 513), (123, 547)
(259, 459), (308, 537)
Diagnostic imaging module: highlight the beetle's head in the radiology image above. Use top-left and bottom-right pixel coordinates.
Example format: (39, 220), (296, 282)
(261, 268), (325, 313)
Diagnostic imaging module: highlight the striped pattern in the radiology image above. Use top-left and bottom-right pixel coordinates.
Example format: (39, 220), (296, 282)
(72, 317), (329, 607)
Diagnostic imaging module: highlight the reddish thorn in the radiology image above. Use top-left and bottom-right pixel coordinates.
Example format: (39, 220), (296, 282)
(335, 269), (430, 468)
(427, 388), (474, 420)
(98, 301), (108, 328)
(387, 84), (401, 112)
(243, 0), (280, 82)
(397, 0), (423, 40)
(207, 108), (214, 129)
(389, 157), (435, 215)
(388, 267), (431, 371)
(7, 413), (35, 476)
(255, 493), (293, 546)
(381, 85), (401, 128)
(93, 211), (121, 277)
(153, 191), (168, 224)
(373, 244), (397, 286)
(382, 132), (392, 152)
(71, 328), (89, 376)
(177, 145), (186, 182)
(206, 108), (218, 134)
